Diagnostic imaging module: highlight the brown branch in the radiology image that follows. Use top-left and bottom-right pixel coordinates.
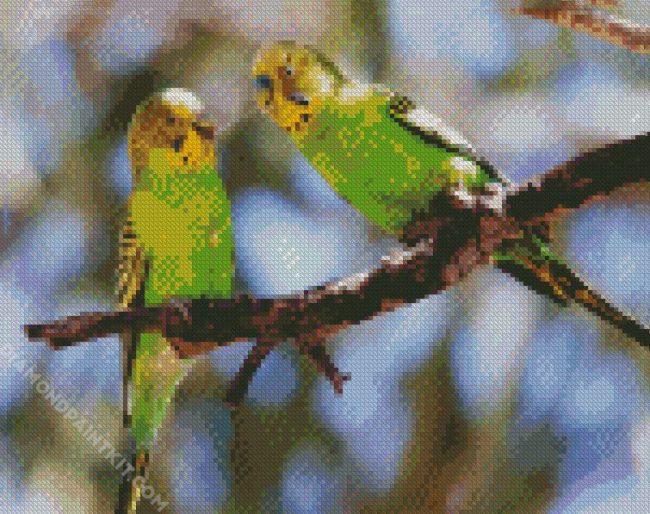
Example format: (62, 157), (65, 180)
(507, 132), (649, 224)
(25, 133), (650, 354)
(26, 307), (163, 349)
(27, 199), (517, 353)
(515, 3), (650, 54)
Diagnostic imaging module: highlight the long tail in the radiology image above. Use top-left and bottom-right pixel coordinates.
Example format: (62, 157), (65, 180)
(116, 332), (189, 512)
(117, 326), (140, 514)
(116, 450), (149, 514)
(494, 236), (650, 348)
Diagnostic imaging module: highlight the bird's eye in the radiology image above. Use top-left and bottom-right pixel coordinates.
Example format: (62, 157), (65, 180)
(285, 66), (294, 76)
(166, 116), (176, 125)
(172, 137), (183, 152)
(289, 92), (309, 106)
(253, 75), (273, 90)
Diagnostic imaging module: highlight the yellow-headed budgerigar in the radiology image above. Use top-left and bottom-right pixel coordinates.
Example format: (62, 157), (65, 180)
(252, 41), (650, 346)
(116, 88), (233, 512)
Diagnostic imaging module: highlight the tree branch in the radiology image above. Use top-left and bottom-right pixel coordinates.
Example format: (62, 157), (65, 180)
(507, 131), (649, 225)
(28, 201), (516, 353)
(25, 133), (650, 355)
(514, 2), (650, 54)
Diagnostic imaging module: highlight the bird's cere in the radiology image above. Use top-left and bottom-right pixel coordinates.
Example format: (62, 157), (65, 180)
(160, 88), (204, 114)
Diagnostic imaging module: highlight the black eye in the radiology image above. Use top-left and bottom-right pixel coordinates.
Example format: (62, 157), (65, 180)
(289, 92), (309, 106)
(253, 75), (273, 90)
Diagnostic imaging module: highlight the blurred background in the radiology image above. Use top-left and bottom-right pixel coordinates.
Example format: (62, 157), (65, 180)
(1, 0), (649, 512)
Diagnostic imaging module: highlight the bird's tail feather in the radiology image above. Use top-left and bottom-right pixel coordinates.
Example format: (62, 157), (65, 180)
(116, 450), (149, 514)
(495, 238), (650, 348)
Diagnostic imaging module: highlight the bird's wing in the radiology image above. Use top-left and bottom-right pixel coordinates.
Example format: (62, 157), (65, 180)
(117, 217), (147, 310)
(116, 217), (147, 428)
(387, 93), (509, 185)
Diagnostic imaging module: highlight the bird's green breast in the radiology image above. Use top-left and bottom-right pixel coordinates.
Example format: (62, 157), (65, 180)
(299, 94), (491, 233)
(130, 154), (232, 306)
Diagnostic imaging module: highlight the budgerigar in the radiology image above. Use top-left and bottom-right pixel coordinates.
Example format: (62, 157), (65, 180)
(252, 42), (650, 347)
(116, 88), (233, 513)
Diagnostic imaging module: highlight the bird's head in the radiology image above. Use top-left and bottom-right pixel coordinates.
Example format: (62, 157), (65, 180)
(128, 88), (216, 178)
(252, 41), (345, 136)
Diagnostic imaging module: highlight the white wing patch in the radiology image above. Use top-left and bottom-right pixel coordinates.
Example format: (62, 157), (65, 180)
(389, 94), (512, 186)
(404, 107), (477, 156)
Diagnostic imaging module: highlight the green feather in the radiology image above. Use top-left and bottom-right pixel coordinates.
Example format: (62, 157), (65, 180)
(282, 73), (648, 345)
(128, 151), (232, 451)
(300, 92), (495, 233)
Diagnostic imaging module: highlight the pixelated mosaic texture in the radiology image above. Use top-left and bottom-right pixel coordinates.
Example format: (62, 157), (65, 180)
(1, 1), (650, 512)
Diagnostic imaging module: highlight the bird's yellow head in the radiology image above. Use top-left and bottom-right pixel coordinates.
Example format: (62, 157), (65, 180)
(128, 88), (216, 179)
(252, 42), (345, 137)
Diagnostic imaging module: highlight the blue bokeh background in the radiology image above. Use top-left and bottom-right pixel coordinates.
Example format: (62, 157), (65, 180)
(0, 0), (648, 511)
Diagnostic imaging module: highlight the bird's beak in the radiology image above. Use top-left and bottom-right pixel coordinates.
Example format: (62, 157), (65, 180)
(193, 122), (215, 141)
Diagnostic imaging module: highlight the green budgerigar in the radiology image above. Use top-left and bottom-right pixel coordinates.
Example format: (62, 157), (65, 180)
(252, 42), (650, 346)
(116, 89), (233, 513)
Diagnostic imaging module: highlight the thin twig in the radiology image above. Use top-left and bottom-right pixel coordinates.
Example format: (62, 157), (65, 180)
(515, 3), (650, 54)
(586, 0), (620, 9)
